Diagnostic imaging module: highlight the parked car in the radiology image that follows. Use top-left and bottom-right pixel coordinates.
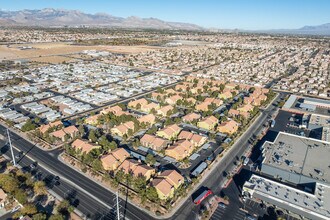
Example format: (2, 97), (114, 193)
(218, 202), (226, 209)
(243, 157), (250, 166)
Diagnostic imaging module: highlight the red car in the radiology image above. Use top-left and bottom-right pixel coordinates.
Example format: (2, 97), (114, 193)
(193, 189), (213, 205)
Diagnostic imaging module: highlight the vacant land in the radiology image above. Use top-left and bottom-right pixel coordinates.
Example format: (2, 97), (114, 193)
(28, 55), (79, 64)
(0, 42), (159, 61)
(75, 37), (168, 46)
(102, 45), (159, 54)
(0, 43), (103, 60)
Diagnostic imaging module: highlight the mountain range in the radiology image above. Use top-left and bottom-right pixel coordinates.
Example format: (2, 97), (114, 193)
(257, 23), (330, 36)
(0, 8), (329, 35)
(0, 8), (203, 30)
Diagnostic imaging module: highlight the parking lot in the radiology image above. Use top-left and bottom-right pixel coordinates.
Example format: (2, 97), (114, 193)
(270, 110), (310, 137)
(211, 205), (247, 220)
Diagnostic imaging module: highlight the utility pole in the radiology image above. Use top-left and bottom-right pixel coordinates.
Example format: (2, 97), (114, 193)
(116, 191), (120, 220)
(7, 129), (16, 166)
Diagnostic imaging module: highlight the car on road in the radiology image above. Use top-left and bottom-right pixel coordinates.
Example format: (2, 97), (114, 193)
(218, 202), (226, 209)
(193, 188), (213, 205)
(15, 152), (23, 159)
(30, 162), (38, 169)
(54, 176), (60, 181)
(54, 180), (60, 186)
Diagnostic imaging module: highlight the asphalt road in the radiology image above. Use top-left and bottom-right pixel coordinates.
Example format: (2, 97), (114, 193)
(0, 126), (149, 220)
(0, 92), (283, 220)
(173, 92), (284, 220)
(0, 142), (115, 220)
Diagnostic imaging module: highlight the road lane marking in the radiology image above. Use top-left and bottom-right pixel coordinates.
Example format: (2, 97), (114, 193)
(9, 143), (142, 220)
(9, 144), (113, 209)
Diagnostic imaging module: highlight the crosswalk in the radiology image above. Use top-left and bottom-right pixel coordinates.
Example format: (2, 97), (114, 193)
(210, 206), (246, 220)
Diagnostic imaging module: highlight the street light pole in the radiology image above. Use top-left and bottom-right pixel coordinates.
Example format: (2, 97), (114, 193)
(116, 191), (120, 220)
(7, 128), (16, 166)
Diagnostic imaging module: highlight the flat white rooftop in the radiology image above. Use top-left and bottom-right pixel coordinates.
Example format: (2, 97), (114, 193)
(243, 174), (330, 220)
(261, 132), (330, 183)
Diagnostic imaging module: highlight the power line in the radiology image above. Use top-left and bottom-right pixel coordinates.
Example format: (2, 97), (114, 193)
(7, 128), (16, 166)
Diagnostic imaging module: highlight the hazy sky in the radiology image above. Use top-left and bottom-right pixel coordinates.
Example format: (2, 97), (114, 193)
(1, 0), (330, 29)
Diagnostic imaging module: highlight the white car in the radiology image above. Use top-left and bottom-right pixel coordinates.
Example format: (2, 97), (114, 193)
(243, 158), (250, 166)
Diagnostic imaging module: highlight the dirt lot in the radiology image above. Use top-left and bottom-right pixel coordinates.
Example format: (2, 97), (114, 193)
(0, 42), (103, 60)
(28, 55), (78, 64)
(102, 45), (159, 54)
(0, 42), (160, 61)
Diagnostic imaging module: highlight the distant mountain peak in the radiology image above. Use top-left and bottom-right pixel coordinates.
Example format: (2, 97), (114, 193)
(299, 23), (330, 30)
(0, 8), (203, 30)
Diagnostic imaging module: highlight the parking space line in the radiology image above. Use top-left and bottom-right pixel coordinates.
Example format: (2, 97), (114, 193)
(236, 212), (245, 218)
(214, 210), (224, 216)
(211, 209), (224, 219)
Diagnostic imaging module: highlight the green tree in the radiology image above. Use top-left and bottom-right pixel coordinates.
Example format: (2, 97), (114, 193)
(109, 141), (117, 150)
(219, 84), (225, 92)
(115, 169), (125, 184)
(65, 144), (76, 157)
(146, 187), (159, 202)
(127, 129), (133, 137)
(92, 159), (103, 171)
(49, 214), (65, 220)
(156, 87), (164, 94)
(34, 181), (47, 195)
(64, 133), (71, 142)
(99, 135), (111, 151)
(57, 200), (74, 215)
(94, 129), (102, 138)
(32, 213), (47, 220)
(88, 130), (97, 142)
(134, 176), (147, 193)
(14, 189), (27, 204)
(117, 103), (127, 111)
(124, 172), (134, 186)
(249, 87), (255, 93)
(34, 117), (41, 124)
(145, 154), (156, 165)
(78, 124), (85, 136)
(150, 108), (157, 114)
(146, 126), (157, 134)
(0, 174), (19, 193)
(18, 203), (37, 217)
(21, 119), (37, 132)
